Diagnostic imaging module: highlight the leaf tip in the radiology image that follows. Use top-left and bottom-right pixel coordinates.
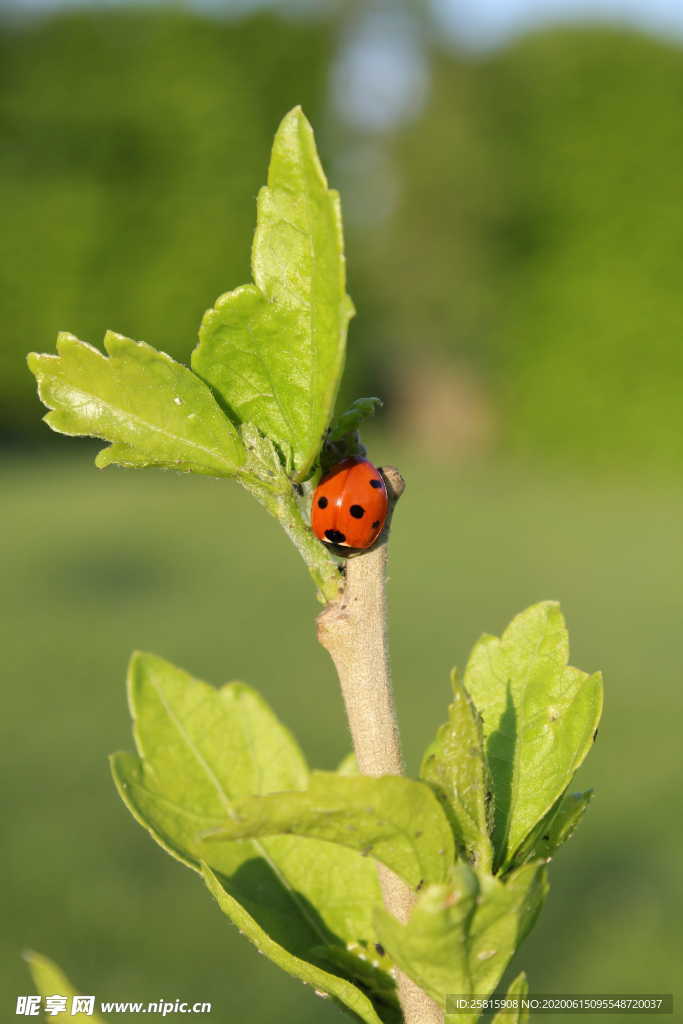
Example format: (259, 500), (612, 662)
(55, 330), (89, 357)
(103, 329), (137, 358)
(94, 447), (113, 469)
(270, 104), (324, 187)
(126, 649), (155, 708)
(274, 104), (311, 148)
(280, 103), (306, 127)
(26, 351), (41, 375)
(127, 648), (154, 682)
(109, 750), (134, 790)
(27, 350), (60, 389)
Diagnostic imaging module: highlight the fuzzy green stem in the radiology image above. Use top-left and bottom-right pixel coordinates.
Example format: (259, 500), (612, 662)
(240, 475), (342, 603)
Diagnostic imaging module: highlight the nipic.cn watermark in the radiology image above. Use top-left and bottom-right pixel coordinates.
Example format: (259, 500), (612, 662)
(16, 995), (212, 1016)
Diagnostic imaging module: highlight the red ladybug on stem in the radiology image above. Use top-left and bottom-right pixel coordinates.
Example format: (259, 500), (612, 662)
(311, 457), (389, 550)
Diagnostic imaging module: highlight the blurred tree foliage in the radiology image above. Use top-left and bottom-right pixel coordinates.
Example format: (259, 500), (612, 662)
(0, 9), (332, 436)
(376, 27), (683, 468)
(2, 12), (682, 470)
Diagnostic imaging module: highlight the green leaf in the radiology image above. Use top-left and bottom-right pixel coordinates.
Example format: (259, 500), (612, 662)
(530, 789), (593, 861)
(193, 106), (354, 481)
(204, 770), (455, 889)
(23, 952), (108, 1022)
(504, 789), (563, 870)
(482, 784), (591, 871)
(202, 866), (390, 1024)
(463, 601), (603, 870)
(421, 670), (494, 872)
(111, 653), (395, 1022)
(28, 331), (244, 476)
(374, 861), (548, 1015)
(490, 972), (530, 1024)
(327, 397), (383, 443)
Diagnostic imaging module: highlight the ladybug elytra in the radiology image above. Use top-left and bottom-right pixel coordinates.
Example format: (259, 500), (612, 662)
(311, 457), (388, 550)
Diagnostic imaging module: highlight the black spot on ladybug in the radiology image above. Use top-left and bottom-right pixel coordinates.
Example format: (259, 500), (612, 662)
(350, 504), (365, 518)
(371, 520), (380, 529)
(317, 496), (328, 509)
(370, 479), (382, 488)
(325, 529), (346, 544)
(374, 943), (385, 957)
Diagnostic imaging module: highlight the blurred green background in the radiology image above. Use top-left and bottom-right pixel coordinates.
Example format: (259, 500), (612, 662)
(2, 1), (682, 1021)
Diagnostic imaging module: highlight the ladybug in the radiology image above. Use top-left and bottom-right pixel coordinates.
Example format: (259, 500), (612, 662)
(311, 457), (389, 550)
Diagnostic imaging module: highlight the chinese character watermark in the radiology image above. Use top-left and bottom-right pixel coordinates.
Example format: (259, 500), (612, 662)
(71, 995), (95, 1015)
(16, 996), (41, 1017)
(45, 995), (68, 1016)
(16, 995), (96, 1017)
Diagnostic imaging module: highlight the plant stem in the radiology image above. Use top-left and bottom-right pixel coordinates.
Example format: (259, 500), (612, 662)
(240, 477), (342, 604)
(317, 467), (442, 1024)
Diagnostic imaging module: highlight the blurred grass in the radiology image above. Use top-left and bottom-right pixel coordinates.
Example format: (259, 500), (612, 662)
(3, 446), (681, 1020)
